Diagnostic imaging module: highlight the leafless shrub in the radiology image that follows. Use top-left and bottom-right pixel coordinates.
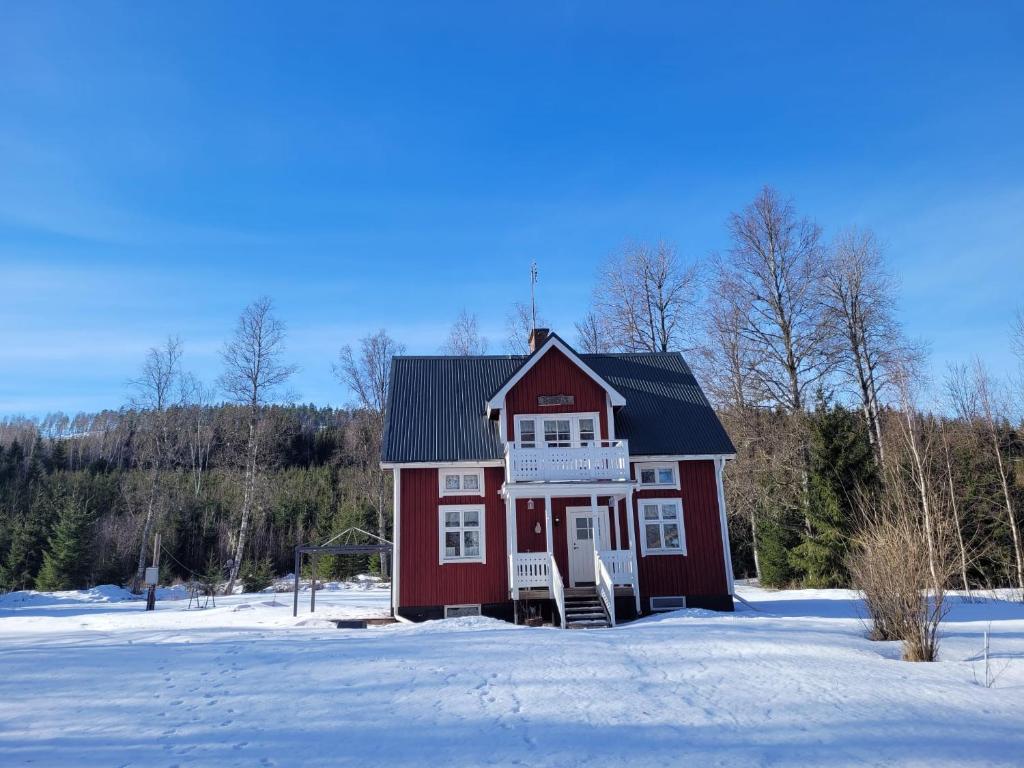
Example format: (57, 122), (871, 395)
(849, 513), (950, 660)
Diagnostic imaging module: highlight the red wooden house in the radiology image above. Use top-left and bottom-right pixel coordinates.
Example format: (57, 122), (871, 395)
(381, 329), (736, 628)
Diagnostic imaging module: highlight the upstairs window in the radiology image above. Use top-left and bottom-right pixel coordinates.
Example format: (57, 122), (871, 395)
(636, 462), (679, 489)
(578, 417), (596, 446)
(640, 500), (685, 555)
(519, 419), (537, 448)
(439, 468), (485, 497)
(439, 505), (485, 563)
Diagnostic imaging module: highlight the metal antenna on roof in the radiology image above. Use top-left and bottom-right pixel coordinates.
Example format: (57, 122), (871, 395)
(530, 261), (538, 332)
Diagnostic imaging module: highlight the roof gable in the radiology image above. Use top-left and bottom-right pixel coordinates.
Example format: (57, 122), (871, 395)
(485, 333), (626, 413)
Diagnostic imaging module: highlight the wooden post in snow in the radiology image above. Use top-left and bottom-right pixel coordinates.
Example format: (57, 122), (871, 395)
(145, 533), (161, 611)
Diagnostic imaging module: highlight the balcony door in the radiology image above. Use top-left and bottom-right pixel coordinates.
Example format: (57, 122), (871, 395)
(567, 506), (609, 586)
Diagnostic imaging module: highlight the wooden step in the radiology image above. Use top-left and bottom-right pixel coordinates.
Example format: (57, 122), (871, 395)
(567, 619), (611, 629)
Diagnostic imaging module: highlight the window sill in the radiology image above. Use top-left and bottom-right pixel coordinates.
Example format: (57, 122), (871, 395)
(641, 549), (687, 557)
(637, 484), (681, 491)
(439, 490), (485, 497)
(440, 557), (486, 565)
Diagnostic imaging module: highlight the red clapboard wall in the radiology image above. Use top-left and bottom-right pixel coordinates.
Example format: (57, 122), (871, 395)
(398, 466), (508, 607)
(632, 460), (727, 599)
(505, 347), (609, 441)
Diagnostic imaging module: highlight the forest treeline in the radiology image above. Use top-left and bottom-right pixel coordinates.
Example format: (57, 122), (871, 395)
(2, 185), (1023, 615)
(0, 404), (385, 592)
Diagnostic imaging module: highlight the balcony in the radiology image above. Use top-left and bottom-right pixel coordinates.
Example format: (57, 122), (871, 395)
(505, 439), (630, 483)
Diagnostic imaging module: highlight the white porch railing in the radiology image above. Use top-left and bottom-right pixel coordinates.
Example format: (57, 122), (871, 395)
(596, 549), (636, 587)
(594, 550), (616, 627)
(551, 555), (567, 629)
(505, 440), (630, 483)
(509, 552), (551, 598)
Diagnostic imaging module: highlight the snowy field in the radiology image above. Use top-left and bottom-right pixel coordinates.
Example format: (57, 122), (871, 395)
(1, 583), (1023, 767)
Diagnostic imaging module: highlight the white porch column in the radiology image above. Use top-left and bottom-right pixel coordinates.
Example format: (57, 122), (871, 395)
(544, 494), (554, 555)
(505, 495), (517, 599)
(613, 496), (622, 550)
(626, 486), (640, 614)
(506, 496), (517, 556)
(590, 492), (601, 551)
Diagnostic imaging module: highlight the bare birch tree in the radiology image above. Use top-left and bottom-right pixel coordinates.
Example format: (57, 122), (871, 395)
(505, 302), (546, 354)
(714, 186), (836, 411)
(957, 359), (1024, 594)
(220, 297), (296, 594)
(128, 337), (186, 592)
(890, 363), (942, 593)
(823, 228), (907, 464)
(574, 311), (610, 354)
(441, 310), (488, 356)
(334, 329), (405, 576)
(590, 242), (700, 353)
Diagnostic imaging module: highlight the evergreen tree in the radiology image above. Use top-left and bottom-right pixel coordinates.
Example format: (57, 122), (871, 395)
(240, 557), (275, 593)
(34, 485), (95, 591)
(1, 480), (60, 591)
(790, 401), (877, 587)
(756, 504), (803, 587)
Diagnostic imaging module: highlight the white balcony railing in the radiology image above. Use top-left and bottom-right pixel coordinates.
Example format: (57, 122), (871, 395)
(506, 439), (630, 483)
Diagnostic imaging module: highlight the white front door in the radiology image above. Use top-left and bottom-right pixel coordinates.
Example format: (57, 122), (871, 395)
(568, 508), (607, 585)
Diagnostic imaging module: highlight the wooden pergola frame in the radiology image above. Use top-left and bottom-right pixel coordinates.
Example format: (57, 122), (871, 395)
(291, 527), (393, 617)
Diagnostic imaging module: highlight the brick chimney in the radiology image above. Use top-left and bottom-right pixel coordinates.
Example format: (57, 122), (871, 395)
(528, 327), (550, 352)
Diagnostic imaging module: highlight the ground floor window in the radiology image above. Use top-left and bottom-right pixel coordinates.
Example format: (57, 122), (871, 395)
(650, 596), (686, 612)
(444, 604), (482, 618)
(640, 499), (685, 555)
(439, 504), (486, 563)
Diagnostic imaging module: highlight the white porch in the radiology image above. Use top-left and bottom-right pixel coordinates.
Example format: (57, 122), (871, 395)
(502, 482), (640, 628)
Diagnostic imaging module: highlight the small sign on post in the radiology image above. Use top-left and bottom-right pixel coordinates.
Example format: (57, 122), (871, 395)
(145, 533), (161, 611)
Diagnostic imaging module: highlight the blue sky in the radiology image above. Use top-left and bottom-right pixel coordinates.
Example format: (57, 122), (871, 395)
(1, 3), (1023, 415)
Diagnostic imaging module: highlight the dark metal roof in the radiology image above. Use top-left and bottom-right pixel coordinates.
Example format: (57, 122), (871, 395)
(381, 351), (734, 464)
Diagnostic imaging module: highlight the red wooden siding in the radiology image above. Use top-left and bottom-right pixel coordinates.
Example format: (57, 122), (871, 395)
(632, 460), (728, 599)
(396, 459), (729, 610)
(505, 347), (609, 440)
(398, 467), (508, 607)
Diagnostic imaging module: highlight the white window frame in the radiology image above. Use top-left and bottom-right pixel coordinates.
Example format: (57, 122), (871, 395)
(444, 604), (482, 618)
(438, 467), (485, 497)
(639, 499), (686, 556)
(438, 504), (486, 564)
(513, 412), (601, 447)
(634, 462), (680, 490)
(650, 596), (686, 612)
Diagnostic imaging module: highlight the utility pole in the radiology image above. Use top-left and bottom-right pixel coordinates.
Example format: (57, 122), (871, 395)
(530, 261), (538, 332)
(145, 532), (161, 611)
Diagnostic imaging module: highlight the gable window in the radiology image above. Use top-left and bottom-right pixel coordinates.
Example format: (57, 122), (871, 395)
(439, 505), (486, 563)
(635, 462), (679, 489)
(640, 500), (685, 555)
(439, 468), (485, 497)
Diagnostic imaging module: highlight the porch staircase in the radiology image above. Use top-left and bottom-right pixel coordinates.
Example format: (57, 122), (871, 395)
(563, 586), (611, 629)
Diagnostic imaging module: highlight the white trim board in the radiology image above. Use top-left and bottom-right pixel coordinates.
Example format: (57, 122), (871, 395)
(629, 454), (736, 462)
(381, 460), (504, 470)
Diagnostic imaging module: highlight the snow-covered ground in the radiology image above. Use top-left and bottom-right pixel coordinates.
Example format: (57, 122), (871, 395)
(1, 584), (1022, 767)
